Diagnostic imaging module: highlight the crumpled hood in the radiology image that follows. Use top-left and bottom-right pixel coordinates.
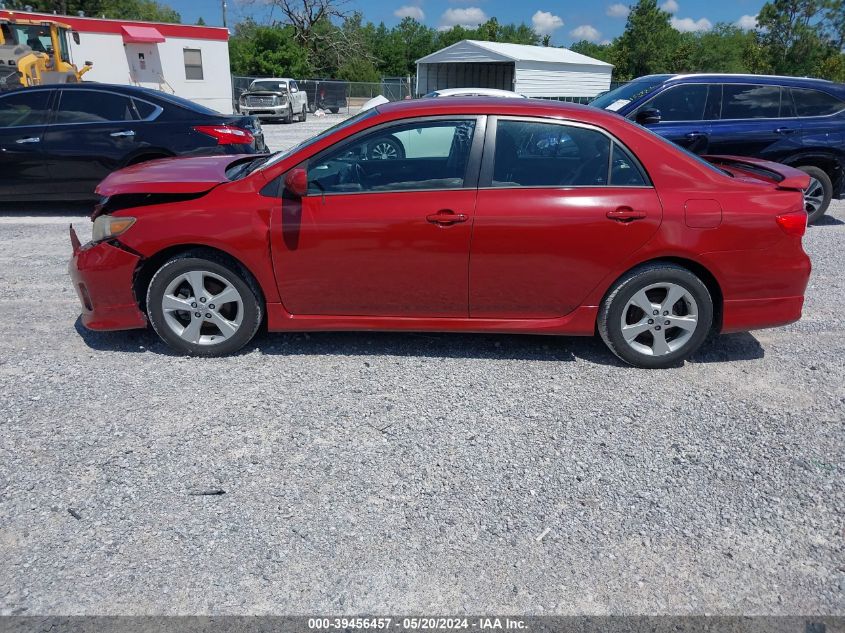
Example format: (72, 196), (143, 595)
(96, 155), (249, 197)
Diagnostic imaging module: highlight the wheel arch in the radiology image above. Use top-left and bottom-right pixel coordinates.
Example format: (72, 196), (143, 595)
(601, 256), (724, 331)
(781, 150), (844, 195)
(134, 244), (266, 315)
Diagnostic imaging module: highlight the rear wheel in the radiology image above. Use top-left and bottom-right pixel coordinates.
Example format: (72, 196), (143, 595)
(147, 254), (262, 356)
(329, 107), (340, 114)
(598, 263), (713, 369)
(300, 104), (307, 122)
(797, 165), (832, 224)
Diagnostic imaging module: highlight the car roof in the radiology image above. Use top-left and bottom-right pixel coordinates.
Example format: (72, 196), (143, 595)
(376, 96), (621, 124)
(432, 88), (526, 98)
(663, 73), (845, 95)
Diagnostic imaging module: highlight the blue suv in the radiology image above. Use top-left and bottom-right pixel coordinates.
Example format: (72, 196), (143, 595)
(591, 74), (845, 223)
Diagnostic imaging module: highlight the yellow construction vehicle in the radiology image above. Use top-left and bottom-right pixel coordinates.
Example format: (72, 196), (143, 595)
(0, 12), (92, 90)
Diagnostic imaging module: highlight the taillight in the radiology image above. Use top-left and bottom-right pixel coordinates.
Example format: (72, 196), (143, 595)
(776, 211), (807, 237)
(193, 125), (254, 145)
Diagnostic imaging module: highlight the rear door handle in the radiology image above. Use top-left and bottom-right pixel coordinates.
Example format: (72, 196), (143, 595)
(607, 207), (647, 222)
(685, 131), (705, 139)
(775, 127), (796, 135)
(110, 130), (136, 138)
(426, 209), (468, 226)
(15, 136), (40, 144)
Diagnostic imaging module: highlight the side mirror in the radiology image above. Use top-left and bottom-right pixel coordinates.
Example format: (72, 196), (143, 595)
(72, 31), (80, 45)
(284, 167), (308, 198)
(635, 108), (661, 125)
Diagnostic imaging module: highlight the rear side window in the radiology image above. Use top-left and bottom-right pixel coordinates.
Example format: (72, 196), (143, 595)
(492, 120), (610, 187)
(639, 84), (710, 122)
(0, 90), (51, 127)
(791, 88), (845, 117)
(56, 90), (135, 123)
(721, 84), (781, 119)
(132, 98), (158, 119)
(610, 142), (648, 186)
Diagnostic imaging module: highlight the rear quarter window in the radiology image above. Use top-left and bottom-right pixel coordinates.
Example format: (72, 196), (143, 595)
(791, 87), (845, 117)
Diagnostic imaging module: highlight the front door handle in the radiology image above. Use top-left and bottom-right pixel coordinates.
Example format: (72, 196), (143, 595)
(15, 136), (40, 144)
(426, 209), (468, 226)
(110, 130), (136, 138)
(685, 131), (705, 139)
(607, 207), (646, 222)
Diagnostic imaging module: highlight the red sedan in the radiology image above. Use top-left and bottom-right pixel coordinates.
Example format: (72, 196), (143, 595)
(69, 98), (811, 368)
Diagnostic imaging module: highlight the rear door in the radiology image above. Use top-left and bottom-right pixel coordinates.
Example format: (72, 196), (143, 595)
(0, 89), (53, 199)
(630, 83), (717, 152)
(41, 88), (143, 197)
(706, 84), (803, 162)
(469, 117), (663, 318)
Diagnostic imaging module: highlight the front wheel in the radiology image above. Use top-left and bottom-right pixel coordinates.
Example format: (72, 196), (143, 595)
(797, 165), (832, 224)
(598, 263), (713, 369)
(147, 254), (262, 356)
(300, 104), (307, 122)
(284, 104), (294, 124)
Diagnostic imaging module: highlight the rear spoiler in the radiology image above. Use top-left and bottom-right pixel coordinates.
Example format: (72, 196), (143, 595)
(702, 155), (810, 191)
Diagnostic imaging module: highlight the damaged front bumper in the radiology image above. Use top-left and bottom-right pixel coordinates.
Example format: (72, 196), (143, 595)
(68, 225), (147, 331)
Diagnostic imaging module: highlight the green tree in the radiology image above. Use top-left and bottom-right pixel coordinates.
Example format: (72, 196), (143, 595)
(229, 22), (310, 77)
(756, 0), (839, 75)
(613, 0), (679, 79)
(5, 0), (180, 21)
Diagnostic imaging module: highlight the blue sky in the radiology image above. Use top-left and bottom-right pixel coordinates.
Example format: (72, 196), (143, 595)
(170, 0), (765, 46)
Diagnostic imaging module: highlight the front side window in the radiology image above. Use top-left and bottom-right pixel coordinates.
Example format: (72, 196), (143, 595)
(183, 48), (204, 80)
(790, 87), (845, 117)
(721, 84), (782, 119)
(307, 118), (477, 193)
(637, 84), (710, 122)
(55, 90), (135, 124)
(492, 120), (610, 187)
(0, 90), (51, 127)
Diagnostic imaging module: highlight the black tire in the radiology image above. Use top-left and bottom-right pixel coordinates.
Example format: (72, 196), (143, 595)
(300, 105), (307, 122)
(796, 165), (832, 224)
(308, 102), (316, 113)
(329, 107), (340, 114)
(598, 263), (713, 369)
(366, 136), (405, 161)
(284, 104), (294, 124)
(146, 253), (262, 357)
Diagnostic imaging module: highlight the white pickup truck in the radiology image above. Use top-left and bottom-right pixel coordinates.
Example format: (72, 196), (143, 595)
(237, 78), (309, 123)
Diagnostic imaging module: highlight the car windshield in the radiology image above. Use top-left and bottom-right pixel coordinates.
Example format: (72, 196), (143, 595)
(590, 76), (672, 111)
(250, 108), (378, 174)
(251, 81), (288, 92)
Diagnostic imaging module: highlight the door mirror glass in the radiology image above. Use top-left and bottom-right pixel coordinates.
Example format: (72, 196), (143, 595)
(284, 167), (308, 198)
(635, 108), (662, 125)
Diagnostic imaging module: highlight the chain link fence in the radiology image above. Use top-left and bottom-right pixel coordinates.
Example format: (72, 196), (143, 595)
(232, 76), (625, 113)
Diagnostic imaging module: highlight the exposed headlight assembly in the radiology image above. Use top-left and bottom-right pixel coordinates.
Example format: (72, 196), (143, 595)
(92, 215), (136, 242)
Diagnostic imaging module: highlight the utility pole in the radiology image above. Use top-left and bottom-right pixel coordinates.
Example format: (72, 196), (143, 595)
(221, 0), (228, 28)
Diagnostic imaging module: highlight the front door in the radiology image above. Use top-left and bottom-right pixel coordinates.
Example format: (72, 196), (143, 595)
(633, 83), (718, 153)
(42, 88), (142, 197)
(271, 116), (483, 317)
(0, 89), (52, 199)
(470, 118), (663, 318)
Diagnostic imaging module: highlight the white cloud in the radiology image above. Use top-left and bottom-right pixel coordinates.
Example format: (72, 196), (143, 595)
(660, 0), (679, 13)
(735, 14), (758, 29)
(570, 24), (601, 42)
(606, 3), (630, 18)
(532, 10), (564, 36)
(394, 5), (425, 20)
(670, 16), (712, 32)
(438, 6), (487, 29)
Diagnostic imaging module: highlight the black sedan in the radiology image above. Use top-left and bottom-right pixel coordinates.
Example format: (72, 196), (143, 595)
(0, 83), (266, 201)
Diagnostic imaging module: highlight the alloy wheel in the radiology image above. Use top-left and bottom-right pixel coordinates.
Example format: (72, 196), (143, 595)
(620, 282), (699, 357)
(160, 270), (244, 346)
(369, 140), (398, 160)
(803, 177), (825, 215)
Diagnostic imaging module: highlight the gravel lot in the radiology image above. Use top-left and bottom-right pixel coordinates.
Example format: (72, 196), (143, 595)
(0, 115), (843, 616)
